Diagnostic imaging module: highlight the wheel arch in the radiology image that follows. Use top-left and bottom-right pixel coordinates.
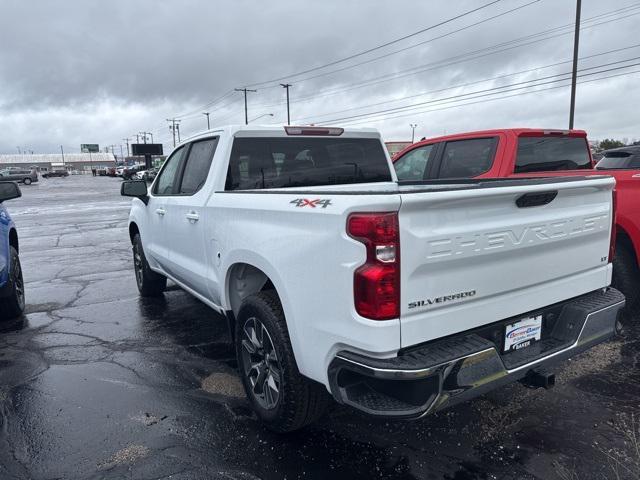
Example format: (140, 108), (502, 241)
(128, 222), (140, 244)
(9, 228), (18, 254)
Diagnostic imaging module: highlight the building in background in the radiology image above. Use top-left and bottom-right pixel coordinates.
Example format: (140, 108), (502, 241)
(0, 153), (116, 173)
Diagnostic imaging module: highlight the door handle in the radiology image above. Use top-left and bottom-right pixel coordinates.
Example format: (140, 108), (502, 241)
(186, 212), (200, 222)
(155, 208), (166, 216)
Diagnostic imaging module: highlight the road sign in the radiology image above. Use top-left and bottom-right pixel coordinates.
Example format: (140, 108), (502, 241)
(81, 144), (99, 153)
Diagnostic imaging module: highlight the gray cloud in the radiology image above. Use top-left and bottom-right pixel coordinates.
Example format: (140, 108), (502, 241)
(0, 0), (638, 154)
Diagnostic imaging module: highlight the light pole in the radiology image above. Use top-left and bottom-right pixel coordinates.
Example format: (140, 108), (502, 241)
(60, 145), (65, 165)
(410, 124), (418, 143)
(203, 112), (210, 130)
(280, 83), (292, 124)
(249, 113), (274, 123)
(569, 0), (582, 130)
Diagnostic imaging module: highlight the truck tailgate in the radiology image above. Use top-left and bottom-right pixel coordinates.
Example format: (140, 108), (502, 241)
(398, 176), (614, 348)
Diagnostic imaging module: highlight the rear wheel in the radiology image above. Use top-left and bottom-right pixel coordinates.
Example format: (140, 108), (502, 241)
(132, 233), (166, 296)
(235, 291), (328, 432)
(0, 247), (25, 320)
(612, 242), (640, 308)
(23, 178), (31, 185)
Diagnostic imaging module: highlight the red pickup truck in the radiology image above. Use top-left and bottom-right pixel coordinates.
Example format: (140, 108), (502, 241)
(393, 128), (640, 306)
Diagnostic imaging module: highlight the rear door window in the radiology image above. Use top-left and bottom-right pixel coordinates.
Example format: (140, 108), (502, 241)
(178, 138), (218, 194)
(394, 144), (435, 181)
(225, 137), (391, 190)
(515, 136), (591, 173)
(437, 138), (497, 178)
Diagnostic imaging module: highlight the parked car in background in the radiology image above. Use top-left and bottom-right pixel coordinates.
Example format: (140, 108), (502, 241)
(0, 169), (38, 185)
(0, 182), (25, 320)
(143, 168), (158, 182)
(135, 170), (148, 180)
(106, 167), (117, 177)
(596, 145), (640, 170)
(393, 128), (640, 307)
(42, 170), (69, 178)
(116, 166), (126, 177)
(121, 125), (623, 432)
(122, 165), (146, 180)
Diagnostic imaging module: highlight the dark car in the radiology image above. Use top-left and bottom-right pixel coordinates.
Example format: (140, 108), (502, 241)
(122, 165), (146, 180)
(0, 182), (25, 320)
(42, 170), (69, 178)
(143, 168), (159, 182)
(0, 169), (38, 185)
(596, 146), (640, 170)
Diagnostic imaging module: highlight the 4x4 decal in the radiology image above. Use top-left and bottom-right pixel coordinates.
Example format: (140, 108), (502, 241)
(290, 198), (332, 208)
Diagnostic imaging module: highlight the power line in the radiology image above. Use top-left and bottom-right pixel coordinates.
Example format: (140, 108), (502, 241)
(256, 0), (542, 90)
(311, 59), (640, 125)
(251, 3), (640, 109)
(243, 0), (506, 88)
(339, 67), (640, 127)
(293, 50), (640, 123)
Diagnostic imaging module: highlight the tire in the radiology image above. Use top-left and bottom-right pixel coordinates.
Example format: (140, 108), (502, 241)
(612, 242), (640, 308)
(0, 247), (25, 320)
(23, 178), (31, 185)
(235, 291), (329, 432)
(132, 233), (166, 297)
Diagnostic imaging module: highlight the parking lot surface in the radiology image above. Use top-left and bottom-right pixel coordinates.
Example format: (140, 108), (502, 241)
(0, 175), (639, 480)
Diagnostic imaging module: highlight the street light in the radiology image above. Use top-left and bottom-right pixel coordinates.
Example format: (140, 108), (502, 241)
(248, 113), (274, 123)
(410, 124), (418, 143)
(203, 112), (210, 130)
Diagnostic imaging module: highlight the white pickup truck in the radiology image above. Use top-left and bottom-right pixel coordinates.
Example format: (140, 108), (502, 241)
(122, 125), (624, 432)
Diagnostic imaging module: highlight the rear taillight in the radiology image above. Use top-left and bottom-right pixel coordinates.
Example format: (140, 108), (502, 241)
(347, 212), (400, 320)
(609, 189), (617, 263)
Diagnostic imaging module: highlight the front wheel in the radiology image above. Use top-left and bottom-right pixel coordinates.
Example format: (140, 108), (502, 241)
(23, 178), (32, 185)
(235, 291), (328, 432)
(132, 234), (166, 297)
(0, 247), (25, 320)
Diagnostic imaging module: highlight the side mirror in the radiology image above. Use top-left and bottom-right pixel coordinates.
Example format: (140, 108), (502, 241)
(121, 180), (149, 204)
(0, 182), (21, 203)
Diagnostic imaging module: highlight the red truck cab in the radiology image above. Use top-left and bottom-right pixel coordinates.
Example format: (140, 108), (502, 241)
(393, 128), (640, 306)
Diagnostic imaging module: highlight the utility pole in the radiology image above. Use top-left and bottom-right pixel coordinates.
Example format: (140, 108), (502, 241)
(60, 145), (65, 165)
(203, 112), (210, 130)
(166, 119), (181, 147)
(410, 124), (418, 143)
(136, 134), (140, 144)
(235, 87), (257, 125)
(569, 0), (582, 130)
(138, 132), (153, 144)
(123, 138), (130, 156)
(280, 83), (292, 124)
(119, 144), (124, 161)
(16, 147), (21, 154)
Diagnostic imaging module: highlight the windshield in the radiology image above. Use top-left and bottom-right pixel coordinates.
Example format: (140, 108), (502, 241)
(596, 151), (640, 169)
(225, 137), (391, 190)
(515, 136), (592, 173)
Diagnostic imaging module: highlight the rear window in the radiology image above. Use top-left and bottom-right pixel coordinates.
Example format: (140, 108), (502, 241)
(596, 151), (640, 169)
(515, 137), (591, 173)
(225, 137), (391, 190)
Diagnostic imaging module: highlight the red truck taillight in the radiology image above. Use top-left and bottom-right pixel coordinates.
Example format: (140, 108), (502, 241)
(609, 189), (617, 263)
(347, 212), (400, 320)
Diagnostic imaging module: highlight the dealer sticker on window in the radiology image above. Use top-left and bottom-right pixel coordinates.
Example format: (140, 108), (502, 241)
(504, 315), (542, 352)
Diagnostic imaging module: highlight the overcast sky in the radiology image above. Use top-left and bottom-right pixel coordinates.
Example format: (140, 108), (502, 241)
(0, 0), (638, 154)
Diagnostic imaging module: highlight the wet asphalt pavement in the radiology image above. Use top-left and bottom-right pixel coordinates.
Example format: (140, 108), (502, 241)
(0, 175), (639, 480)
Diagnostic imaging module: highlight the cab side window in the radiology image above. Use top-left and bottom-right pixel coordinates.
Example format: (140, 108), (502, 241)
(394, 144), (434, 181)
(153, 146), (186, 195)
(438, 138), (496, 178)
(178, 138), (218, 195)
